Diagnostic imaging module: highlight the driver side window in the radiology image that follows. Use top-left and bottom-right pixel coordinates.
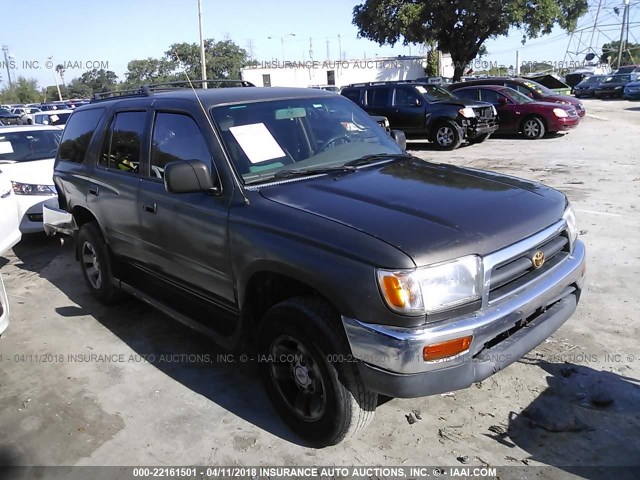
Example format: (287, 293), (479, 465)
(480, 89), (502, 104)
(150, 113), (211, 180)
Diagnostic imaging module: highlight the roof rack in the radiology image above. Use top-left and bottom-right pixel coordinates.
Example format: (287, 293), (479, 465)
(343, 80), (428, 87)
(91, 79), (255, 102)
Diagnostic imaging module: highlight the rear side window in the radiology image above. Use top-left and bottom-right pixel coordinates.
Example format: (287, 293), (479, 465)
(366, 88), (390, 107)
(149, 112), (210, 180)
(58, 108), (104, 163)
(342, 88), (361, 104)
(98, 111), (146, 174)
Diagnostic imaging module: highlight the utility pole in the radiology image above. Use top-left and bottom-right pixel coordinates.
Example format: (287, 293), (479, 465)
(338, 35), (342, 60)
(616, 0), (630, 69)
(326, 38), (330, 60)
(198, 0), (207, 88)
(515, 50), (520, 75)
(2, 45), (13, 87)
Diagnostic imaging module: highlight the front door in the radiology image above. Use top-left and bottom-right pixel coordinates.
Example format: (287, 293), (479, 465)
(137, 108), (236, 320)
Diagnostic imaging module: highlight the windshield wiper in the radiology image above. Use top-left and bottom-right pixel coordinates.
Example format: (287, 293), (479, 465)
(343, 153), (412, 168)
(273, 165), (357, 179)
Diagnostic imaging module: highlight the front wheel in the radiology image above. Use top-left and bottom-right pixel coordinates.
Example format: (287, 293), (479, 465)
(521, 117), (546, 139)
(258, 296), (377, 447)
(431, 121), (462, 150)
(78, 222), (122, 304)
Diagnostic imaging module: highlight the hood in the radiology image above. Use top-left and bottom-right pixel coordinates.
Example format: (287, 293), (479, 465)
(543, 94), (580, 105)
(598, 81), (628, 87)
(433, 98), (488, 108)
(0, 158), (55, 185)
(625, 81), (640, 87)
(259, 158), (567, 266)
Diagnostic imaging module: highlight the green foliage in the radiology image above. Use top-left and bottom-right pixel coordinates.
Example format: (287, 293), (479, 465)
(520, 61), (554, 74)
(0, 77), (42, 103)
(601, 40), (640, 67)
(79, 69), (119, 93)
(123, 58), (178, 87)
(353, 0), (588, 80)
(165, 38), (252, 80)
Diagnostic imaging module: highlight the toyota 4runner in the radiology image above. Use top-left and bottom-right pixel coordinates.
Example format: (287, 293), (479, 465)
(44, 81), (586, 447)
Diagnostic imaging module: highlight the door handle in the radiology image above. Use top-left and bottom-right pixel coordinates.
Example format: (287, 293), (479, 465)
(142, 202), (157, 214)
(88, 184), (99, 196)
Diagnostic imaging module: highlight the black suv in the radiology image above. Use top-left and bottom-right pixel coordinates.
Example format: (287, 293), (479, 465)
(44, 82), (586, 447)
(340, 81), (498, 150)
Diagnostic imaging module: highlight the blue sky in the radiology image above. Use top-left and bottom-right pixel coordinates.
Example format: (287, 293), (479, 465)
(1, 0), (636, 88)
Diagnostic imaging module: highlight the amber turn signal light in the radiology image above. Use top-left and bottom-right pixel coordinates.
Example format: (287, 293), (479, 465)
(381, 275), (407, 308)
(423, 336), (473, 361)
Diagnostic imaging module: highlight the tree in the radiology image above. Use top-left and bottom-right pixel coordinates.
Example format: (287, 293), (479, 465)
(520, 61), (555, 75)
(353, 0), (588, 81)
(601, 40), (640, 67)
(79, 69), (118, 94)
(55, 64), (66, 85)
(0, 77), (41, 103)
(166, 38), (254, 81)
(124, 58), (178, 86)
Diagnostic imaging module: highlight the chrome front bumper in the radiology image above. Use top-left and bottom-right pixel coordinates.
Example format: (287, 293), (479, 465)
(342, 238), (586, 382)
(43, 198), (77, 236)
(0, 274), (9, 335)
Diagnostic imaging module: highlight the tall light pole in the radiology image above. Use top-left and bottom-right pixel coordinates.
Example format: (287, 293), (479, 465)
(198, 0), (207, 88)
(270, 33), (296, 60)
(2, 45), (13, 87)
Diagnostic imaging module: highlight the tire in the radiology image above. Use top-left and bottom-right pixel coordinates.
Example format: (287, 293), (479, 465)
(521, 116), (546, 140)
(77, 222), (121, 304)
(469, 133), (491, 144)
(257, 295), (377, 447)
(431, 121), (462, 150)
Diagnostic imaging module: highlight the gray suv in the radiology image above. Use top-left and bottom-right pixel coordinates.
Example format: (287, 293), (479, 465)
(45, 82), (586, 447)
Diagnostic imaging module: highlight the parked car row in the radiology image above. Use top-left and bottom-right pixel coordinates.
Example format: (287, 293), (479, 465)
(339, 77), (585, 148)
(573, 73), (640, 99)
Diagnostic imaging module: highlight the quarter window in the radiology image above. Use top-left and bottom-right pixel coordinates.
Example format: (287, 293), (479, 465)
(98, 111), (146, 174)
(58, 108), (104, 163)
(149, 113), (210, 180)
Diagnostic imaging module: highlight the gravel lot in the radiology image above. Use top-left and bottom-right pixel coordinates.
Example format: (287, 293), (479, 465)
(0, 98), (639, 479)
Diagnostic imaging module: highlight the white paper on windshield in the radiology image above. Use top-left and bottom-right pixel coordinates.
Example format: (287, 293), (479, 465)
(0, 142), (14, 154)
(50, 114), (59, 123)
(229, 123), (285, 164)
(415, 86), (428, 94)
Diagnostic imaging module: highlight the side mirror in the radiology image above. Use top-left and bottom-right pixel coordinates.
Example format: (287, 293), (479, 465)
(498, 97), (509, 105)
(164, 160), (219, 194)
(391, 129), (407, 150)
(413, 98), (422, 107)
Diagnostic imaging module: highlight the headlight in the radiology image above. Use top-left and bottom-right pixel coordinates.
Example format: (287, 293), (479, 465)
(377, 255), (482, 315)
(563, 204), (579, 249)
(11, 182), (56, 196)
(553, 108), (569, 118)
(458, 107), (475, 118)
(557, 100), (571, 105)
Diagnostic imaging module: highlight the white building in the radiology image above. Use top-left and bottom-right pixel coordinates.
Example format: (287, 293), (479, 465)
(241, 54), (454, 88)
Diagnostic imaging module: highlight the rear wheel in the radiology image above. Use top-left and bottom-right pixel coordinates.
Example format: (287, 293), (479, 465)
(521, 116), (546, 140)
(78, 222), (121, 304)
(258, 296), (377, 447)
(431, 121), (462, 150)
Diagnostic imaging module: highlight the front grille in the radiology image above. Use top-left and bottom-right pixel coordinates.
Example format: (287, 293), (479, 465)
(473, 106), (495, 122)
(567, 109), (578, 117)
(488, 231), (570, 302)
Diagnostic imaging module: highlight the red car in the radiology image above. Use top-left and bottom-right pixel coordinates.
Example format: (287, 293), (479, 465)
(453, 85), (580, 139)
(449, 77), (585, 117)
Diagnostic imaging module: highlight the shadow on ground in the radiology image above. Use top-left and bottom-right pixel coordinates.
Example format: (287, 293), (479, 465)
(13, 235), (309, 447)
(486, 359), (640, 479)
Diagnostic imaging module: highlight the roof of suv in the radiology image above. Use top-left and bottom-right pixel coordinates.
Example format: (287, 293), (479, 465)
(83, 87), (337, 111)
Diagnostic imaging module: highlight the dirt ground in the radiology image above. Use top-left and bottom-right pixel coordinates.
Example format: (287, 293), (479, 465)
(0, 98), (639, 479)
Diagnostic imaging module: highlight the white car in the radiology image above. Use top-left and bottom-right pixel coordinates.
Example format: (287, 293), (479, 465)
(0, 168), (22, 335)
(0, 126), (62, 233)
(32, 109), (73, 127)
(17, 107), (42, 125)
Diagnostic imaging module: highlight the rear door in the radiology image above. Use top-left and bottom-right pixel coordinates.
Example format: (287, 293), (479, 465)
(87, 108), (148, 263)
(363, 87), (392, 117)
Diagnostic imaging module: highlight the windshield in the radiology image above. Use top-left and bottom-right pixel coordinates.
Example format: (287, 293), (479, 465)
(0, 130), (62, 162)
(211, 96), (403, 185)
(502, 88), (534, 104)
(604, 75), (631, 83)
(580, 76), (604, 85)
(521, 79), (555, 95)
(415, 84), (455, 101)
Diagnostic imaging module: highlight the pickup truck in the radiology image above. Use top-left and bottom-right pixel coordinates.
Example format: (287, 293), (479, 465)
(44, 83), (586, 447)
